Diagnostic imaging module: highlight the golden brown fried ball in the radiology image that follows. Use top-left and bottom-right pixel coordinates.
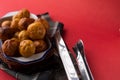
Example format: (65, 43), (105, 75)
(10, 18), (19, 31)
(14, 32), (20, 38)
(19, 40), (35, 57)
(12, 9), (30, 20)
(18, 30), (29, 41)
(18, 18), (35, 30)
(35, 19), (49, 30)
(1, 20), (11, 28)
(2, 39), (19, 56)
(34, 40), (47, 53)
(20, 9), (30, 18)
(11, 37), (20, 42)
(12, 13), (21, 20)
(0, 27), (16, 41)
(27, 22), (46, 40)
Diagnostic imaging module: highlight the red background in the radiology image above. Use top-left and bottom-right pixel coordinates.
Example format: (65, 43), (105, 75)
(0, 0), (120, 80)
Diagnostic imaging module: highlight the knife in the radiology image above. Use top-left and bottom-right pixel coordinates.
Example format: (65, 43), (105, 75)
(55, 23), (80, 80)
(39, 13), (80, 80)
(73, 40), (94, 80)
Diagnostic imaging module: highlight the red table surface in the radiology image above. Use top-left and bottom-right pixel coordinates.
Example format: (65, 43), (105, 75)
(0, 0), (120, 80)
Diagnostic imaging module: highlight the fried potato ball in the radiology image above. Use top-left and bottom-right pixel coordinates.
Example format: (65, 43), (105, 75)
(34, 40), (47, 53)
(11, 37), (20, 42)
(12, 9), (30, 20)
(10, 18), (19, 31)
(0, 27), (16, 41)
(19, 40), (35, 57)
(18, 30), (29, 41)
(18, 18), (35, 30)
(1, 20), (11, 27)
(20, 9), (30, 18)
(35, 19), (49, 30)
(27, 22), (46, 40)
(14, 32), (20, 38)
(2, 39), (19, 56)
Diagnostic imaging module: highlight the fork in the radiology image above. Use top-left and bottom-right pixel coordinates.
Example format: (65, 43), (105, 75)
(73, 40), (94, 80)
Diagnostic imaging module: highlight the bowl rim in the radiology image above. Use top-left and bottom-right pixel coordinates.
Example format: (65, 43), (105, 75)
(2, 11), (38, 19)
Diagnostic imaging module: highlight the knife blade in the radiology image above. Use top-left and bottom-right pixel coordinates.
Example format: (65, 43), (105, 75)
(39, 13), (80, 80)
(55, 23), (79, 80)
(73, 40), (94, 80)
